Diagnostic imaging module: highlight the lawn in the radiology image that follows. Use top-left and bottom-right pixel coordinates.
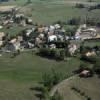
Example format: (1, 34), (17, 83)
(84, 40), (100, 47)
(0, 52), (80, 100)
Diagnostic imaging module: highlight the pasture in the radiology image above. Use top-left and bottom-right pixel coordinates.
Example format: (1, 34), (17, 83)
(57, 76), (100, 100)
(0, 0), (100, 24)
(0, 52), (80, 100)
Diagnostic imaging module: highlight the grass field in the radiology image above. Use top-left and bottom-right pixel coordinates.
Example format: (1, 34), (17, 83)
(84, 40), (100, 47)
(0, 0), (100, 24)
(57, 76), (100, 100)
(0, 52), (80, 100)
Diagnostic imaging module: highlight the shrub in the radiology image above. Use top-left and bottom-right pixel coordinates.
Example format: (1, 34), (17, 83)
(81, 55), (97, 63)
(38, 48), (65, 61)
(75, 3), (85, 8)
(87, 97), (92, 100)
(42, 73), (53, 91)
(67, 17), (81, 25)
(59, 50), (65, 60)
(51, 91), (63, 100)
(93, 61), (100, 74)
(80, 62), (89, 70)
(80, 92), (85, 96)
(42, 69), (65, 91)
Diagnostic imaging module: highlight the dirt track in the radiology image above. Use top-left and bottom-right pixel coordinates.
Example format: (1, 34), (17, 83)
(0, 6), (16, 12)
(50, 75), (78, 97)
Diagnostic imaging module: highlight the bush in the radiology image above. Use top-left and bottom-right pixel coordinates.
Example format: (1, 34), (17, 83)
(42, 73), (53, 91)
(75, 3), (85, 8)
(42, 69), (65, 91)
(80, 62), (89, 70)
(87, 97), (92, 100)
(38, 48), (65, 60)
(51, 91), (63, 100)
(67, 17), (80, 25)
(81, 55), (97, 63)
(93, 61), (100, 74)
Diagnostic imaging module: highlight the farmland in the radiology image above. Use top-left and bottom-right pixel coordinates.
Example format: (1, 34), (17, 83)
(55, 75), (100, 100)
(0, 0), (100, 24)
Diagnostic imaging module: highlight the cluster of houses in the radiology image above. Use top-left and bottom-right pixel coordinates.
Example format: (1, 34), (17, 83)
(0, 7), (100, 56)
(75, 24), (100, 40)
(0, 20), (79, 55)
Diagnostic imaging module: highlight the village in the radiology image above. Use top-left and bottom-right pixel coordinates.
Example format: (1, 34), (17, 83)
(0, 0), (100, 100)
(0, 6), (100, 56)
(0, 3), (100, 81)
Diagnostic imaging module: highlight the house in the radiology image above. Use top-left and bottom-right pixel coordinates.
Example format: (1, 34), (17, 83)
(49, 25), (55, 33)
(79, 70), (93, 77)
(54, 24), (61, 29)
(17, 36), (23, 42)
(75, 24), (97, 40)
(85, 51), (96, 57)
(49, 44), (56, 49)
(0, 41), (3, 47)
(68, 44), (78, 56)
(38, 33), (45, 40)
(10, 38), (17, 44)
(9, 37), (23, 51)
(25, 29), (33, 37)
(48, 35), (57, 42)
(38, 27), (45, 33)
(26, 18), (33, 25)
(0, 25), (3, 29)
(35, 37), (43, 47)
(0, 32), (5, 41)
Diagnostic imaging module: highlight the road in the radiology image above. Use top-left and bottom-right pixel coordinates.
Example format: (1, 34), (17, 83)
(50, 75), (78, 97)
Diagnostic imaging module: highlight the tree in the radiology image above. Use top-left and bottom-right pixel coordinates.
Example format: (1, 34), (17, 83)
(93, 61), (100, 74)
(75, 3), (85, 8)
(88, 0), (93, 2)
(42, 69), (65, 91)
(27, 0), (32, 4)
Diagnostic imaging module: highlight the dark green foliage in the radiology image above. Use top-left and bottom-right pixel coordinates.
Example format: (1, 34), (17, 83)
(93, 61), (100, 74)
(38, 48), (65, 60)
(71, 86), (92, 99)
(75, 3), (85, 8)
(67, 17), (81, 25)
(42, 69), (65, 91)
(87, 97), (92, 100)
(27, 0), (32, 4)
(42, 72), (53, 91)
(80, 62), (89, 70)
(59, 50), (65, 60)
(81, 55), (97, 63)
(51, 91), (63, 100)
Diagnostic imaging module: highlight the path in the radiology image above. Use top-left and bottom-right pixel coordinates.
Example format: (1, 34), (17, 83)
(50, 75), (78, 97)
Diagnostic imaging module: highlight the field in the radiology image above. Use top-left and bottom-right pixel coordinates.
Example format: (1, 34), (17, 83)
(0, 0), (100, 24)
(84, 40), (100, 47)
(0, 52), (80, 100)
(57, 76), (100, 100)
